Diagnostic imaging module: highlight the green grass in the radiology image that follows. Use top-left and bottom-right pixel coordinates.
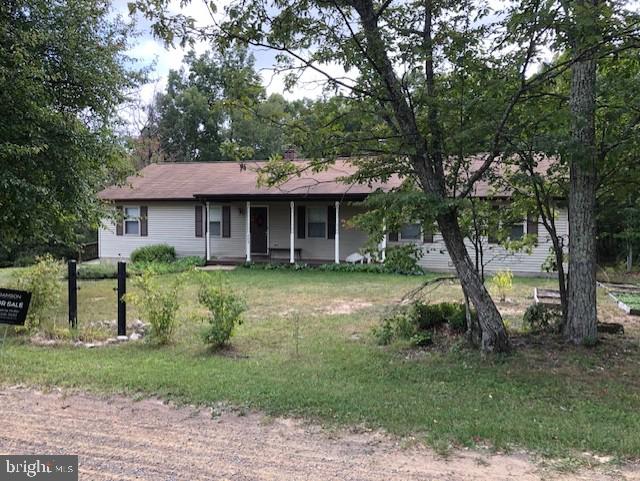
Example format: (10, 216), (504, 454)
(1, 268), (639, 459)
(617, 292), (640, 310)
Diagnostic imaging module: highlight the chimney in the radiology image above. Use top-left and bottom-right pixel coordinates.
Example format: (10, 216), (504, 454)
(283, 148), (297, 161)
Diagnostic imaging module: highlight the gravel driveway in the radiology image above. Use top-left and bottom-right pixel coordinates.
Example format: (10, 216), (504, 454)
(0, 387), (636, 481)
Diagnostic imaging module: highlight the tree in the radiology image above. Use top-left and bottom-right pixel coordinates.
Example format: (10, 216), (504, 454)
(0, 0), (138, 253)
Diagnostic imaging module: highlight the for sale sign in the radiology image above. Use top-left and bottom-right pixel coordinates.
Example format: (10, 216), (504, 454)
(0, 288), (32, 326)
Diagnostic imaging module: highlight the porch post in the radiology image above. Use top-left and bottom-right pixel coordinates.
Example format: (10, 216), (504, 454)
(380, 220), (387, 262)
(290, 201), (295, 264)
(334, 201), (340, 264)
(206, 201), (210, 261)
(245, 201), (251, 262)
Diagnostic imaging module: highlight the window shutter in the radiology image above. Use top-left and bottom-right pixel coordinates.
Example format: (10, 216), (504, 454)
(527, 214), (538, 241)
(116, 206), (123, 236)
(327, 205), (336, 239)
(140, 206), (148, 236)
(297, 206), (306, 239)
(388, 231), (399, 242)
(422, 231), (434, 243)
(195, 205), (203, 238)
(222, 206), (231, 238)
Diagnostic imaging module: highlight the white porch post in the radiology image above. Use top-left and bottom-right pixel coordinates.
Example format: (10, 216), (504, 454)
(380, 220), (387, 262)
(290, 201), (295, 264)
(334, 201), (340, 264)
(206, 201), (211, 261)
(245, 201), (251, 262)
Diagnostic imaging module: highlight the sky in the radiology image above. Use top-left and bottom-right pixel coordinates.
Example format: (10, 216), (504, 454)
(113, 0), (335, 117)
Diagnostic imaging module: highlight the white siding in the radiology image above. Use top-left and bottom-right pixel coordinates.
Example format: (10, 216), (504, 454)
(99, 200), (568, 274)
(99, 202), (206, 259)
(391, 208), (569, 275)
(206, 201), (368, 261)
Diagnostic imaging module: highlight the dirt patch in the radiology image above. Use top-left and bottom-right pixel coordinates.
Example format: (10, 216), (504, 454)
(0, 387), (637, 481)
(324, 299), (374, 315)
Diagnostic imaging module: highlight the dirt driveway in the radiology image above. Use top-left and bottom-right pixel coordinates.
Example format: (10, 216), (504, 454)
(0, 387), (636, 481)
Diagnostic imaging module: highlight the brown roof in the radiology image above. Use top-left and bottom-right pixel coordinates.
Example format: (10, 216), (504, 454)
(98, 156), (557, 202)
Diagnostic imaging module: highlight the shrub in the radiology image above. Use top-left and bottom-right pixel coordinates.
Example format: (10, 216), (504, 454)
(77, 263), (118, 279)
(130, 256), (204, 275)
(413, 301), (470, 333)
(12, 254), (64, 333)
(125, 269), (181, 344)
(130, 244), (176, 263)
(384, 244), (424, 275)
(197, 273), (246, 349)
(523, 303), (562, 332)
(374, 301), (470, 346)
(490, 269), (513, 302)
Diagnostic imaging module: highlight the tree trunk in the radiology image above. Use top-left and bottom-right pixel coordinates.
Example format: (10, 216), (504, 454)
(438, 209), (511, 353)
(627, 242), (633, 272)
(565, 48), (598, 344)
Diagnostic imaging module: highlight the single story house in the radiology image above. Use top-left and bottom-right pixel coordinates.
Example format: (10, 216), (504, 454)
(97, 158), (567, 274)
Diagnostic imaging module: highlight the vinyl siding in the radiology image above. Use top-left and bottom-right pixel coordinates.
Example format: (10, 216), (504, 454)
(390, 208), (569, 274)
(207, 201), (368, 261)
(99, 200), (568, 274)
(99, 202), (206, 259)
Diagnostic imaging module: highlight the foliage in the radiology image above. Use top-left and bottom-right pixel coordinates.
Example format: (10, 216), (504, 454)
(125, 269), (181, 344)
(384, 245), (424, 276)
(12, 255), (64, 333)
(130, 244), (176, 263)
(374, 301), (470, 346)
(523, 304), (563, 332)
(196, 273), (246, 348)
(616, 293), (640, 311)
(490, 270), (514, 302)
(76, 257), (204, 280)
(241, 260), (424, 276)
(0, 0), (138, 252)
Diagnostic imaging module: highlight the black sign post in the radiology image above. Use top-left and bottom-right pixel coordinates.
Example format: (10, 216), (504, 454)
(68, 260), (78, 329)
(0, 288), (32, 354)
(117, 261), (126, 336)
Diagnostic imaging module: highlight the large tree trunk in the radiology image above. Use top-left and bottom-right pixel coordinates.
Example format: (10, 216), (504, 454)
(437, 209), (511, 353)
(565, 45), (598, 343)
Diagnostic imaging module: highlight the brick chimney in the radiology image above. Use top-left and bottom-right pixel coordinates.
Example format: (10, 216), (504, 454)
(283, 148), (297, 160)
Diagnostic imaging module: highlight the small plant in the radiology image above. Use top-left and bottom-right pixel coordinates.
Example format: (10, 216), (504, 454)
(197, 273), (246, 349)
(490, 269), (513, 302)
(523, 303), (563, 332)
(384, 244), (425, 275)
(130, 244), (176, 263)
(125, 269), (181, 344)
(12, 254), (64, 333)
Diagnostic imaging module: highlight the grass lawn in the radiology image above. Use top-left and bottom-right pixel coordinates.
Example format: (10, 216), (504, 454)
(1, 267), (639, 459)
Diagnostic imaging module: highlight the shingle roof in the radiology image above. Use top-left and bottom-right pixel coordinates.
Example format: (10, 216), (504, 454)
(98, 156), (557, 201)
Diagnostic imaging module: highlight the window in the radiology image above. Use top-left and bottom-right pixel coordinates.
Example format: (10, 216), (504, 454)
(209, 206), (222, 237)
(400, 223), (421, 241)
(307, 207), (326, 238)
(124, 207), (140, 235)
(509, 223), (524, 240)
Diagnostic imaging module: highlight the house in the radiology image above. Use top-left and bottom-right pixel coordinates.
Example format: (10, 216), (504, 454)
(97, 158), (567, 274)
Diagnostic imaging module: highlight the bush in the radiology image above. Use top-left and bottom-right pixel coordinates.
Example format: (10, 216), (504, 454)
(130, 244), (176, 263)
(242, 258), (425, 276)
(75, 257), (205, 280)
(131, 257), (205, 275)
(523, 303), (563, 332)
(384, 244), (424, 275)
(12, 254), (64, 333)
(490, 269), (513, 302)
(125, 269), (181, 344)
(197, 273), (246, 349)
(77, 263), (118, 279)
(374, 301), (470, 346)
(413, 301), (470, 333)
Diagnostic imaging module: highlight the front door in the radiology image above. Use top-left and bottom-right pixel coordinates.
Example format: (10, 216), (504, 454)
(250, 207), (268, 254)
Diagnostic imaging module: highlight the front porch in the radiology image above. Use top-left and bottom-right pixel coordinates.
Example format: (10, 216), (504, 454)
(201, 199), (384, 265)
